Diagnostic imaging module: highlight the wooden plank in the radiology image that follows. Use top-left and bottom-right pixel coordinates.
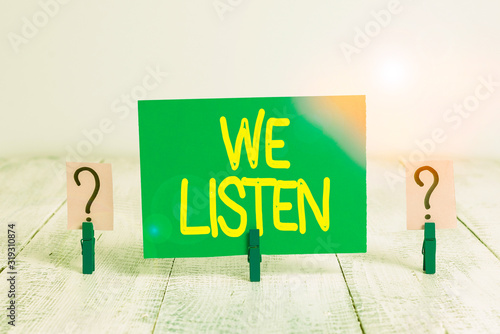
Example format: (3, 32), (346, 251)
(0, 158), (67, 268)
(0, 158), (173, 333)
(454, 159), (500, 259)
(337, 160), (500, 333)
(154, 254), (363, 333)
(2, 158), (499, 333)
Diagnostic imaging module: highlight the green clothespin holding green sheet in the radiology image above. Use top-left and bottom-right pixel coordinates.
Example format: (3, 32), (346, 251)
(422, 222), (436, 274)
(248, 229), (262, 282)
(81, 222), (95, 274)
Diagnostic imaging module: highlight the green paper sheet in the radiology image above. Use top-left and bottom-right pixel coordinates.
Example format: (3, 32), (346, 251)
(138, 96), (366, 258)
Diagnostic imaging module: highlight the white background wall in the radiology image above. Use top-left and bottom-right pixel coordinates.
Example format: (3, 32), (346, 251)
(1, 0), (499, 160)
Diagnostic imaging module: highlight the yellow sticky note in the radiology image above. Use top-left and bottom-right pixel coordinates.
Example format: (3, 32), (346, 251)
(66, 162), (113, 230)
(406, 160), (457, 230)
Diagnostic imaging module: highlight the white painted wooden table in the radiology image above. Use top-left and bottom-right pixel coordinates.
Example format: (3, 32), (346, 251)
(1, 157), (499, 333)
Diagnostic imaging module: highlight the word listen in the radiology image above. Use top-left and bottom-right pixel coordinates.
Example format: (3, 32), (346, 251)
(180, 109), (330, 237)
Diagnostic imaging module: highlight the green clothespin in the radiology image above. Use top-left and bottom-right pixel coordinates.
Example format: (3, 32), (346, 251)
(422, 222), (436, 274)
(81, 222), (95, 274)
(248, 229), (262, 282)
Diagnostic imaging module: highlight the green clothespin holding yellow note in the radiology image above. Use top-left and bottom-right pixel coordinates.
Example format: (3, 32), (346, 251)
(422, 222), (436, 274)
(67, 162), (114, 275)
(81, 222), (95, 274)
(407, 161), (457, 275)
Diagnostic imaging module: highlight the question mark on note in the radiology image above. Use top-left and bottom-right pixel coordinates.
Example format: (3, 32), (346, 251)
(74, 167), (100, 222)
(414, 166), (439, 220)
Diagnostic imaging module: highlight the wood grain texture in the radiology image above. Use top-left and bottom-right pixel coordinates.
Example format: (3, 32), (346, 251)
(1, 158), (500, 333)
(454, 159), (500, 259)
(0, 158), (67, 269)
(337, 160), (500, 333)
(0, 159), (173, 333)
(154, 254), (362, 333)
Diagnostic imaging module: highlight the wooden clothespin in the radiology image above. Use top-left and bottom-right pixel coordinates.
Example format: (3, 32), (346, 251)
(81, 222), (95, 274)
(422, 222), (436, 274)
(248, 229), (261, 282)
